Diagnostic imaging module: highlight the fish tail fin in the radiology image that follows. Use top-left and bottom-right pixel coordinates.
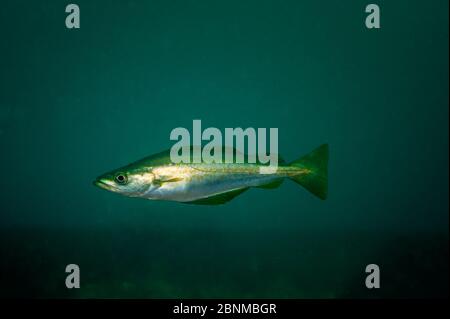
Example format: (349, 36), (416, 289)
(289, 144), (329, 200)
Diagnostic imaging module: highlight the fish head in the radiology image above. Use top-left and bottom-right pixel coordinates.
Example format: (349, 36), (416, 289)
(93, 167), (157, 198)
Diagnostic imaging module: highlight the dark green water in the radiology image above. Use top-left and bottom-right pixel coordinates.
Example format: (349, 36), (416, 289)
(0, 0), (448, 298)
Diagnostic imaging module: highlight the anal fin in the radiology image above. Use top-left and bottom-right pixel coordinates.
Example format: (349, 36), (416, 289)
(256, 178), (283, 189)
(184, 188), (249, 205)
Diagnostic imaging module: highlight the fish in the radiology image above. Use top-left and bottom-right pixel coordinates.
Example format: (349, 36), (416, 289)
(93, 144), (329, 205)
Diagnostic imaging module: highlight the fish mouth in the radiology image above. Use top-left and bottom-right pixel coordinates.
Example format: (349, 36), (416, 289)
(93, 179), (116, 191)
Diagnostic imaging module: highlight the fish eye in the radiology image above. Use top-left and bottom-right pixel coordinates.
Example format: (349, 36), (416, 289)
(114, 173), (128, 185)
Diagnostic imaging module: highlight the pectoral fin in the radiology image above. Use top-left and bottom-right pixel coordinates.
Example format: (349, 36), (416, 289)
(153, 177), (183, 186)
(184, 187), (249, 205)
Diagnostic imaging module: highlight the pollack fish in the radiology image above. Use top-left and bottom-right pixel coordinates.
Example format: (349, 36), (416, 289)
(93, 144), (329, 205)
